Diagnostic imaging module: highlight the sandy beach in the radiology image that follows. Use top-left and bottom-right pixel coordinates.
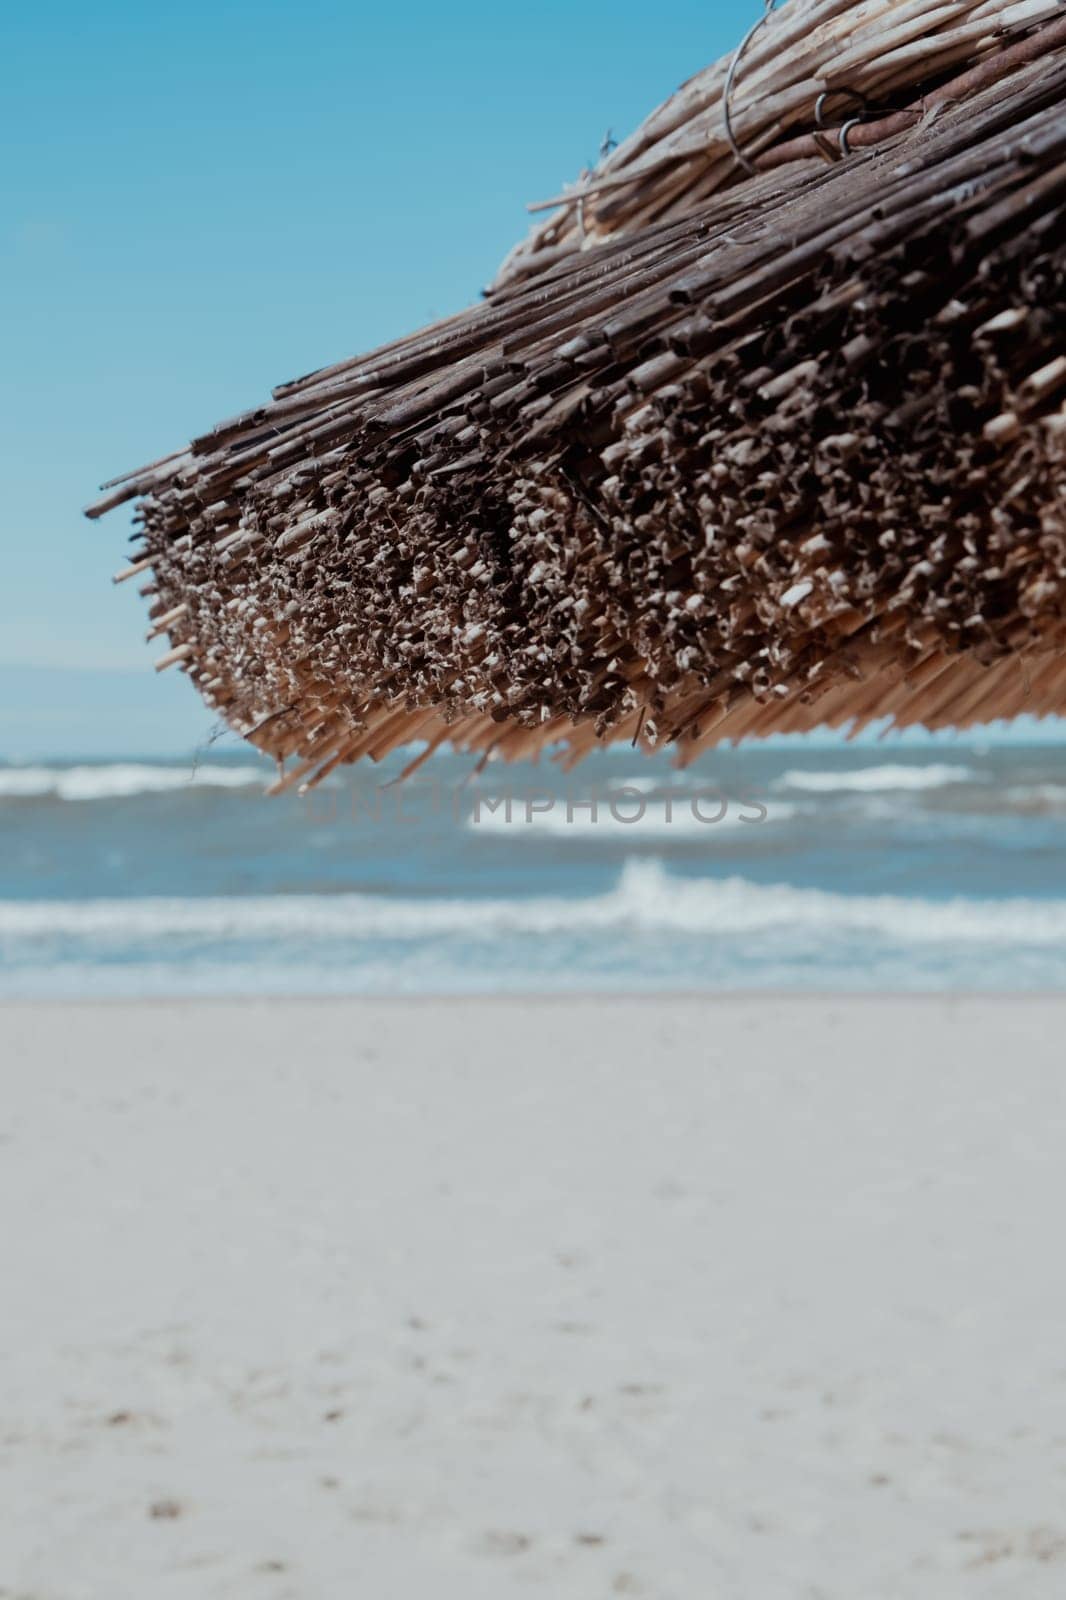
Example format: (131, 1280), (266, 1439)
(3, 996), (1065, 1598)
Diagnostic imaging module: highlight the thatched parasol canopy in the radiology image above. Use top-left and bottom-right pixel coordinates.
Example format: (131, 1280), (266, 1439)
(88, 1), (1066, 792)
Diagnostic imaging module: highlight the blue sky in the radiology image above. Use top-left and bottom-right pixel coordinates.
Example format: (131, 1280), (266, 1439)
(2, 0), (747, 675)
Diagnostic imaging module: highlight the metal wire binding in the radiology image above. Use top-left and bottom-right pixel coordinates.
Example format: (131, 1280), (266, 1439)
(728, 23), (885, 175)
(814, 87), (871, 129)
(817, 87), (875, 158)
(838, 116), (865, 155)
(723, 0), (780, 175)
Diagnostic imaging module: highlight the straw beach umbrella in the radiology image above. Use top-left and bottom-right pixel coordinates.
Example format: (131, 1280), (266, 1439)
(88, 1), (1066, 792)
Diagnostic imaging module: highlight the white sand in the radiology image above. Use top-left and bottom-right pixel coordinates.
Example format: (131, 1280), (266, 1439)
(2, 996), (1065, 1598)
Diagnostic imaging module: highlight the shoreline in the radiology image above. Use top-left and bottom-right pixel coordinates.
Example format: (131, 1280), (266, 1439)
(4, 988), (1066, 1005)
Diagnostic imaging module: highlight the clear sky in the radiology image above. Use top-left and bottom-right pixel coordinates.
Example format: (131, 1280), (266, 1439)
(2, 0), (750, 676)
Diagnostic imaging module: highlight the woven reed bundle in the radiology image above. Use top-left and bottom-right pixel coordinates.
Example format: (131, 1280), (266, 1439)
(88, 19), (1066, 792)
(496, 0), (1065, 290)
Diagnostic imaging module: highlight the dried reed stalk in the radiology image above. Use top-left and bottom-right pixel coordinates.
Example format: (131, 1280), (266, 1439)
(500, 0), (1064, 289)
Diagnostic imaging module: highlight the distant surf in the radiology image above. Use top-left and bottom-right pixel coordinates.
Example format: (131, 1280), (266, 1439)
(775, 763), (975, 793)
(4, 860), (1065, 946)
(3, 743), (1065, 995)
(0, 763), (268, 801)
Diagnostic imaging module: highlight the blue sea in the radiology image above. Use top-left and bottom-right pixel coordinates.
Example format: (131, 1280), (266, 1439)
(2, 738), (1065, 995)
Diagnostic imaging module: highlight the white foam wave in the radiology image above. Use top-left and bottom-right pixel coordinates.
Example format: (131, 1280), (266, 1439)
(0, 764), (267, 801)
(777, 763), (975, 794)
(1002, 783), (1066, 810)
(3, 862), (1064, 947)
(603, 775), (662, 794)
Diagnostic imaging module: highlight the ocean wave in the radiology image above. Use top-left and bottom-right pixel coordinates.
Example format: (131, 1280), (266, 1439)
(776, 763), (976, 793)
(0, 763), (268, 801)
(1001, 783), (1066, 811)
(3, 862), (1064, 946)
